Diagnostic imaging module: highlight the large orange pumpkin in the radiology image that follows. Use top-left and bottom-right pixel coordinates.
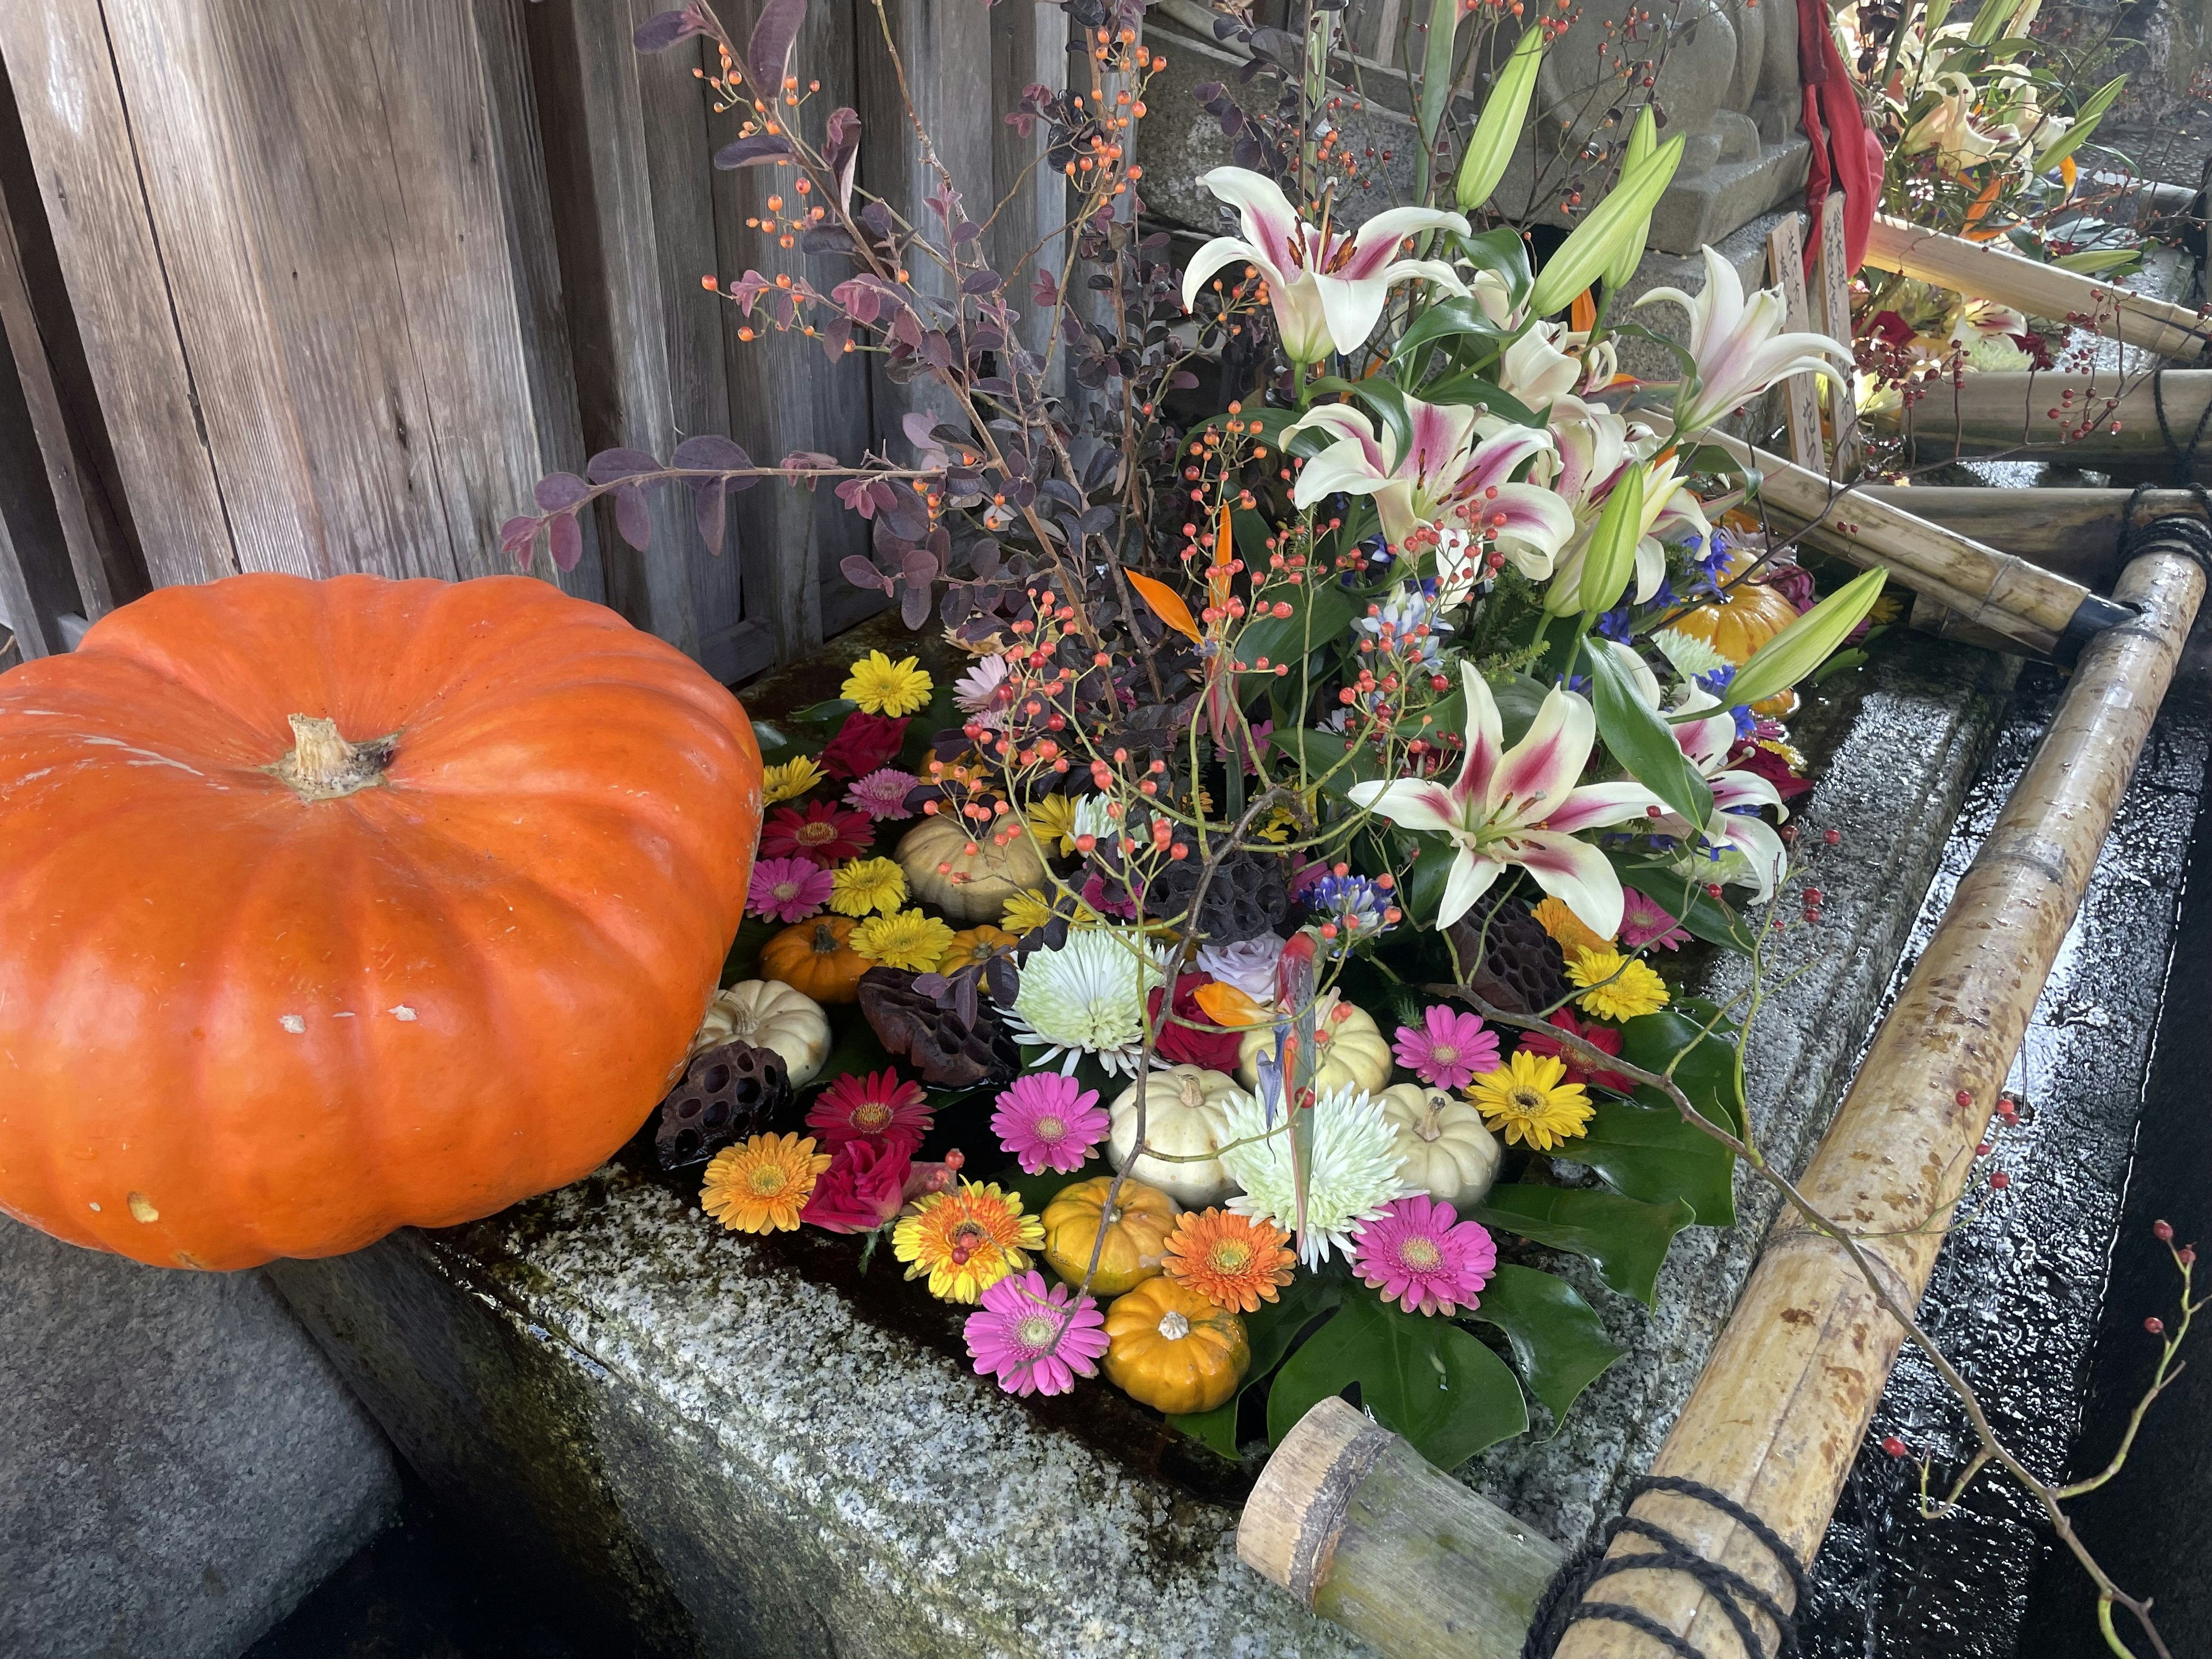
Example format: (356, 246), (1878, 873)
(0, 573), (763, 1269)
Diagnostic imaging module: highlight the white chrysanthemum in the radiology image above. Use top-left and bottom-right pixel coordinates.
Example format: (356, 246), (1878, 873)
(1071, 794), (1116, 844)
(1219, 1084), (1413, 1268)
(1006, 927), (1173, 1077)
(953, 654), (1012, 728)
(1650, 626), (1730, 683)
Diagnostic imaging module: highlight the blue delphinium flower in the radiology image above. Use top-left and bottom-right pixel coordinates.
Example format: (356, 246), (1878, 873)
(1353, 583), (1451, 667)
(1308, 872), (1392, 948)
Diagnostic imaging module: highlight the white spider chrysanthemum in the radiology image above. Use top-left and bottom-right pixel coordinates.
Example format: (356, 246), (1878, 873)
(1650, 626), (1730, 683)
(1070, 794), (1116, 844)
(1005, 927), (1173, 1077)
(1219, 1084), (1413, 1268)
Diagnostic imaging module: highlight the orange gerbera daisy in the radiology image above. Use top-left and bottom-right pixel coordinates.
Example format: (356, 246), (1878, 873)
(1162, 1208), (1297, 1313)
(892, 1180), (1046, 1302)
(701, 1132), (833, 1233)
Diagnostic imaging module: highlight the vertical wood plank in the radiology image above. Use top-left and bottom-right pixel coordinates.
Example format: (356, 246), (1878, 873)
(0, 316), (86, 658)
(712, 0), (877, 660)
(0, 0), (236, 588)
(993, 2), (1069, 379)
(1766, 214), (1824, 475)
(525, 0), (716, 658)
(1814, 190), (1862, 483)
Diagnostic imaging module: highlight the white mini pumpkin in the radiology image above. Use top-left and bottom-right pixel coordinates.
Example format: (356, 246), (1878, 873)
(1234, 991), (1392, 1098)
(690, 979), (832, 1087)
(1106, 1065), (1248, 1207)
(1377, 1083), (1501, 1207)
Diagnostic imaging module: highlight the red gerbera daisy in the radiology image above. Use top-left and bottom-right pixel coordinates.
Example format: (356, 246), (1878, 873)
(760, 800), (873, 866)
(1515, 1010), (1638, 1095)
(806, 1068), (934, 1152)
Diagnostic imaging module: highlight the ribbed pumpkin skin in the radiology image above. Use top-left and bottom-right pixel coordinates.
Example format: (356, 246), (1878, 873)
(0, 573), (762, 1269)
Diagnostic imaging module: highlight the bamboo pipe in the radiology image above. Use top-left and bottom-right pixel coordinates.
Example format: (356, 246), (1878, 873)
(1710, 434), (2130, 658)
(1861, 214), (2212, 360)
(1549, 544), (2205, 1659)
(1880, 370), (2212, 469)
(1848, 486), (2205, 588)
(1238, 1396), (1566, 1659)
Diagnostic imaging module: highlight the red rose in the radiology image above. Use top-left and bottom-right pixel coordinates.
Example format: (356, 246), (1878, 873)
(1145, 972), (1244, 1071)
(800, 1138), (913, 1233)
(820, 711), (908, 781)
(1726, 740), (1815, 804)
(1517, 1010), (1638, 1095)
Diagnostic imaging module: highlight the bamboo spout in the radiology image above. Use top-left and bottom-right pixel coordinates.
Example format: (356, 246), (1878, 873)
(1547, 542), (2204, 1659)
(1711, 434), (2128, 659)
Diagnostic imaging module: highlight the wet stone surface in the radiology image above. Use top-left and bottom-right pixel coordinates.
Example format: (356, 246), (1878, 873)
(1799, 670), (2212, 1658)
(272, 630), (2020, 1658)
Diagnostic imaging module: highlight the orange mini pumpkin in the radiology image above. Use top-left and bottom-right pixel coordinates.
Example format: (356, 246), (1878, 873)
(0, 573), (761, 1270)
(759, 915), (870, 1003)
(1103, 1275), (1250, 1414)
(1041, 1175), (1180, 1294)
(1668, 546), (1801, 665)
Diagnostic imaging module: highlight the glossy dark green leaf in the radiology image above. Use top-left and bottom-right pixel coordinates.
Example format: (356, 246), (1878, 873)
(1584, 641), (1712, 830)
(807, 1012), (896, 1104)
(1400, 830), (1460, 930)
(1169, 1399), (1242, 1458)
(1232, 580), (1359, 706)
(1243, 1269), (1346, 1383)
(1472, 1185), (1695, 1307)
(1616, 998), (1746, 1140)
(1575, 1097), (1736, 1226)
(1490, 671), (1549, 745)
(1469, 1264), (1623, 1423)
(1003, 1157), (1107, 1216)
(1618, 863), (1755, 953)
(1392, 296), (1510, 365)
(1410, 371), (1540, 429)
(1267, 1291), (1529, 1467)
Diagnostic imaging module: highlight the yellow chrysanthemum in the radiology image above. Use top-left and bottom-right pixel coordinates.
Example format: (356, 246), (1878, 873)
(1469, 1052), (1593, 1152)
(700, 1133), (832, 1233)
(1533, 896), (1613, 959)
(892, 1180), (1044, 1302)
(1000, 888), (1099, 935)
(1567, 948), (1671, 1021)
(850, 907), (956, 971)
(830, 856), (907, 918)
(1024, 793), (1082, 856)
(841, 650), (934, 717)
(761, 756), (825, 805)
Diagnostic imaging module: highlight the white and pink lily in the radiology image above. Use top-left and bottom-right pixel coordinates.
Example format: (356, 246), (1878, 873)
(1181, 168), (1471, 364)
(1541, 449), (1713, 616)
(1347, 662), (1663, 935)
(1289, 395), (1577, 579)
(1652, 688), (1789, 899)
(1637, 247), (1854, 438)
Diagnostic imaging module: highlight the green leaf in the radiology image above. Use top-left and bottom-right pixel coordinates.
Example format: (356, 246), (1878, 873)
(721, 912), (785, 983)
(1393, 296), (1512, 365)
(1407, 371), (1541, 429)
(1491, 669), (1549, 744)
(1232, 579), (1359, 705)
(1472, 1185), (1695, 1306)
(1721, 566), (1887, 709)
(1471, 1264), (1624, 1422)
(2033, 75), (2126, 173)
(1245, 1269), (1347, 1382)
(1003, 1157), (1105, 1216)
(1576, 1097), (1736, 1225)
(1618, 863), (1755, 953)
(1584, 639), (1713, 831)
(2050, 247), (2142, 277)
(1616, 998), (1747, 1142)
(1169, 1399), (1242, 1458)
(1456, 26), (1544, 212)
(1267, 1292), (1529, 1467)
(1527, 134), (1685, 319)
(789, 696), (856, 725)
(1401, 830), (1461, 928)
(808, 1010), (896, 1103)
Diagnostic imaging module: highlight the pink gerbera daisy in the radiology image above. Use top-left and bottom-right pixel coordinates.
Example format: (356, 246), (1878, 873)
(760, 801), (873, 867)
(963, 1270), (1109, 1396)
(1391, 1005), (1501, 1092)
(806, 1069), (933, 1153)
(1620, 889), (1691, 952)
(747, 856), (835, 924)
(1352, 1195), (1498, 1316)
(990, 1074), (1108, 1175)
(844, 766), (919, 822)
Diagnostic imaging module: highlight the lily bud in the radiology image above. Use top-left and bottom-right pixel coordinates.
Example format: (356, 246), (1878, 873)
(1455, 26), (1546, 213)
(1527, 133), (1685, 321)
(1721, 567), (1889, 709)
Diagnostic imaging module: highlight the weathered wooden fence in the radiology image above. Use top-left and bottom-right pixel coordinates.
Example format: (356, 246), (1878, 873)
(0, 0), (1095, 681)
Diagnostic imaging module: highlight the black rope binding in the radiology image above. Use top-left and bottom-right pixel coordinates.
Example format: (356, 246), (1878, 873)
(1520, 1475), (1810, 1659)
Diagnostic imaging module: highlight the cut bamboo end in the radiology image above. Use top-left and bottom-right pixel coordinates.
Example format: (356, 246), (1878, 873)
(1862, 214), (2211, 361)
(1240, 1396), (1565, 1659)
(1550, 544), (2206, 1659)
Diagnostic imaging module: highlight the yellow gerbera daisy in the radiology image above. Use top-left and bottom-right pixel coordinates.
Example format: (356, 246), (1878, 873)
(700, 1133), (832, 1233)
(850, 907), (955, 971)
(841, 650), (934, 717)
(1567, 948), (1671, 1021)
(762, 756), (825, 805)
(1533, 896), (1613, 959)
(1469, 1052), (1593, 1152)
(830, 856), (907, 918)
(1023, 793), (1082, 856)
(892, 1180), (1044, 1302)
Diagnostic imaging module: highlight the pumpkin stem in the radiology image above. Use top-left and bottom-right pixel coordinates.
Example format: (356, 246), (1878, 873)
(271, 714), (397, 803)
